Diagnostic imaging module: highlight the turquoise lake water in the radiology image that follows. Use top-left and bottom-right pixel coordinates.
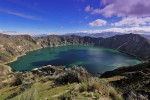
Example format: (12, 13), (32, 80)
(8, 45), (141, 75)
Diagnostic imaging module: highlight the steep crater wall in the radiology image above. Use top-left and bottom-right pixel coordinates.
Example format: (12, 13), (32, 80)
(0, 33), (150, 76)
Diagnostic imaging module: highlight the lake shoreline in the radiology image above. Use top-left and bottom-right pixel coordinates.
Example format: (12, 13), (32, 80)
(6, 45), (142, 75)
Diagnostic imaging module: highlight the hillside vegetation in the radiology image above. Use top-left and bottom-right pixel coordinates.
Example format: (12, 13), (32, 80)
(101, 62), (150, 99)
(0, 66), (123, 100)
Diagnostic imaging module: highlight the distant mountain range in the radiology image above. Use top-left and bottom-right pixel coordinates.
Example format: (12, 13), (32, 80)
(33, 32), (123, 38)
(32, 34), (49, 37)
(32, 32), (150, 40)
(64, 32), (123, 38)
(65, 32), (150, 39)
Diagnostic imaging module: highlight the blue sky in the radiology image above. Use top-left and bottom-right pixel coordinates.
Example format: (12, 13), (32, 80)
(0, 0), (150, 35)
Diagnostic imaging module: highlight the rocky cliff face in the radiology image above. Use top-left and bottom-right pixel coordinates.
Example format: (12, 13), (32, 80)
(0, 33), (42, 63)
(96, 34), (150, 60)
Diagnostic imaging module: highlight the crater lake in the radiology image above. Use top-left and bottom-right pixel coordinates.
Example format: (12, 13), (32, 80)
(7, 45), (141, 75)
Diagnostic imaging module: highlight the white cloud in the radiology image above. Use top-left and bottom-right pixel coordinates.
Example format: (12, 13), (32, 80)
(89, 19), (107, 27)
(85, 5), (93, 12)
(0, 8), (42, 20)
(113, 17), (150, 26)
(0, 30), (61, 36)
(80, 26), (150, 34)
(85, 0), (150, 17)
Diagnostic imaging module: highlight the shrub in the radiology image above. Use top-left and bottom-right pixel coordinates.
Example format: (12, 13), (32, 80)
(59, 90), (81, 100)
(12, 74), (23, 86)
(80, 82), (88, 92)
(16, 89), (38, 100)
(13, 78), (22, 86)
(6, 92), (19, 100)
(91, 81), (100, 91)
(0, 82), (8, 89)
(79, 78), (100, 92)
(56, 67), (91, 84)
(109, 88), (123, 100)
(19, 76), (34, 91)
(20, 82), (33, 92)
(94, 93), (100, 99)
(81, 92), (93, 97)
(56, 71), (81, 84)
(59, 94), (72, 100)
